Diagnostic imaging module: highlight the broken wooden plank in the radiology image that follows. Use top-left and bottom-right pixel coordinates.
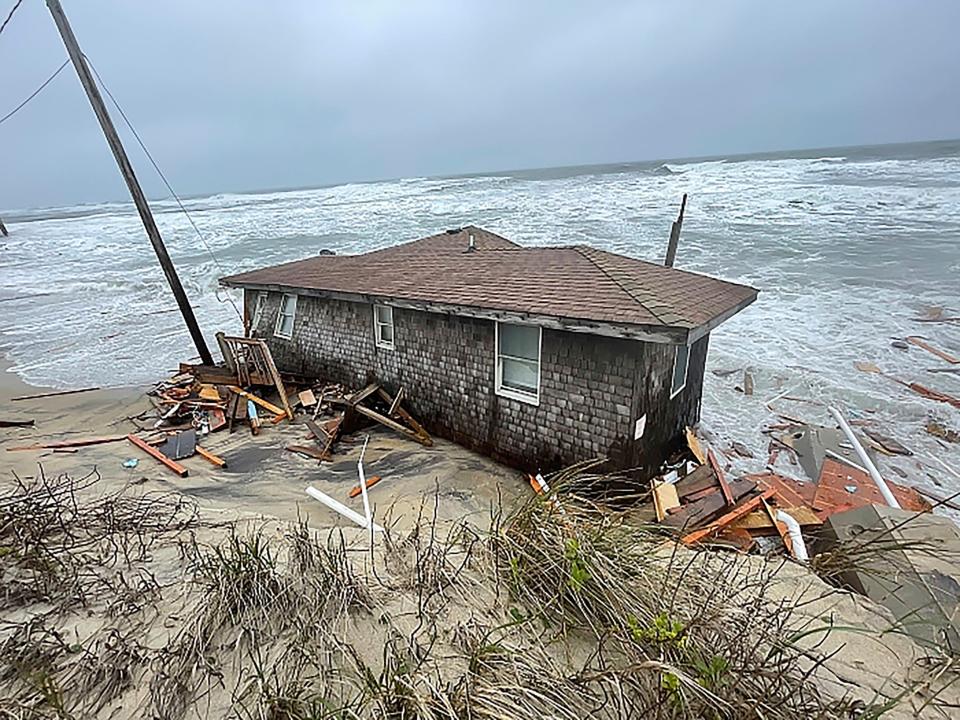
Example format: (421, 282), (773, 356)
(349, 475), (383, 499)
(863, 429), (912, 456)
(681, 489), (776, 545)
(375, 387), (432, 445)
(354, 404), (431, 446)
(195, 446), (227, 468)
(662, 478), (758, 530)
(674, 464), (716, 499)
(388, 387), (404, 416)
(258, 340), (294, 420)
(126, 434), (188, 477)
(708, 449), (734, 507)
(347, 383), (381, 406)
(11, 387), (99, 402)
(0, 419), (35, 428)
(7, 435), (126, 452)
(732, 504), (822, 531)
(685, 426), (707, 464)
(761, 496), (792, 553)
(303, 418), (329, 446)
(229, 386), (285, 417)
(906, 336), (959, 365)
(652, 481), (680, 522)
(286, 444), (329, 461)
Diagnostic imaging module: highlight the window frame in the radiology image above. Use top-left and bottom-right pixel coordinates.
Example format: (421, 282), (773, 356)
(373, 304), (395, 350)
(274, 293), (297, 339)
(670, 344), (690, 399)
(494, 321), (542, 406)
(249, 291), (267, 335)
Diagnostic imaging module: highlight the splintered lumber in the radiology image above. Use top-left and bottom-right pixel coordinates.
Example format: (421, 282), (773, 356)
(7, 435), (126, 452)
(732, 504), (821, 531)
(0, 419), (35, 428)
(375, 387), (432, 445)
(195, 446), (227, 468)
(662, 478), (758, 530)
(652, 481), (680, 521)
(347, 383), (381, 406)
(354, 404), (431, 446)
(674, 464), (716, 500)
(349, 475), (383, 499)
(229, 386), (285, 417)
(11, 386), (99, 402)
(681, 489), (776, 545)
(126, 434), (188, 477)
(685, 427), (707, 464)
(906, 336), (959, 364)
(707, 449), (734, 507)
(287, 444), (328, 461)
(304, 418), (329, 445)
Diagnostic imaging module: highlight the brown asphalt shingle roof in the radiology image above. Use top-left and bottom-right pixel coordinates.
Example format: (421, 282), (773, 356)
(221, 226), (757, 332)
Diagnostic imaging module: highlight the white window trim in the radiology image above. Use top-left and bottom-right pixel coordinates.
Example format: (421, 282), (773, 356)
(274, 293), (297, 339)
(670, 344), (690, 399)
(250, 291), (267, 335)
(494, 321), (541, 406)
(373, 304), (395, 350)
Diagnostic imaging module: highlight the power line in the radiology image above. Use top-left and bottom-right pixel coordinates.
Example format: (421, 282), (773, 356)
(0, 59), (70, 126)
(84, 54), (244, 323)
(0, 0), (23, 37)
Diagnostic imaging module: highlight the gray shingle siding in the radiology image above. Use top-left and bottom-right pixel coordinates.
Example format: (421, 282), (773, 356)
(247, 290), (707, 477)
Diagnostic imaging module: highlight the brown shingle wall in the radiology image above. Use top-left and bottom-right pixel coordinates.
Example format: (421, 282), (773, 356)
(252, 290), (705, 478)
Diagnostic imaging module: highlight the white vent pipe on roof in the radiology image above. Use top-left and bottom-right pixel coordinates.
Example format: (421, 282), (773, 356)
(468, 232), (476, 251)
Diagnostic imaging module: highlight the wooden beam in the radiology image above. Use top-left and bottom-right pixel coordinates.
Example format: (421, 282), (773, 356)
(354, 404), (431, 446)
(228, 386), (285, 417)
(6, 435), (126, 452)
(663, 193), (687, 267)
(126, 434), (188, 477)
(376, 387), (432, 445)
(195, 446), (227, 468)
(12, 387), (100, 402)
(349, 475), (383, 499)
(708, 449), (734, 507)
(681, 489), (775, 546)
(257, 339), (294, 419)
(347, 383), (381, 406)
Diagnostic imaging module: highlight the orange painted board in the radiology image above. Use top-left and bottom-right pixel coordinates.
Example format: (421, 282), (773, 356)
(682, 489), (776, 546)
(126, 434), (188, 477)
(349, 475), (382, 499)
(195, 446), (227, 468)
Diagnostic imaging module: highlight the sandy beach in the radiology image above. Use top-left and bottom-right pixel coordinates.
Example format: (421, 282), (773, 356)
(0, 355), (522, 531)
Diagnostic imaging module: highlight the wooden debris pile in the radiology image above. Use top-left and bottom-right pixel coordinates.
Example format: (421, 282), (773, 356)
(654, 424), (932, 557)
(287, 381), (432, 463)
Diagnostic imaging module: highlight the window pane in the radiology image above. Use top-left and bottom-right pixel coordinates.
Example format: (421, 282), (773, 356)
(672, 346), (689, 393)
(499, 324), (538, 361)
(376, 305), (392, 324)
(279, 314), (295, 336)
(379, 323), (393, 343)
(502, 357), (538, 392)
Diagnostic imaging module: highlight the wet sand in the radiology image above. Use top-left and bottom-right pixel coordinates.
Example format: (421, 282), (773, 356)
(0, 358), (523, 531)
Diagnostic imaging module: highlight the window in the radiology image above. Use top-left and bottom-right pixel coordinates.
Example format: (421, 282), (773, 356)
(373, 304), (395, 349)
(670, 344), (690, 398)
(274, 293), (297, 338)
(249, 291), (267, 335)
(495, 322), (541, 405)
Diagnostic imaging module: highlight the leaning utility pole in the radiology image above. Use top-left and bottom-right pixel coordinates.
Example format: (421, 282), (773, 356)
(663, 193), (687, 268)
(45, 0), (214, 365)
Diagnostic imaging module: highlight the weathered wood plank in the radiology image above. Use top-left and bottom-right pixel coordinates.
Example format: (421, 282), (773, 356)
(354, 404), (431, 446)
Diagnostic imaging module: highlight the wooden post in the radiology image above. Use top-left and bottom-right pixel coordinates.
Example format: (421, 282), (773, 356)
(0, 218), (7, 237)
(45, 0), (213, 366)
(663, 193), (688, 268)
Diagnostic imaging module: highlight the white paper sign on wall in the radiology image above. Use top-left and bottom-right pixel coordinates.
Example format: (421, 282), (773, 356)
(634, 414), (647, 440)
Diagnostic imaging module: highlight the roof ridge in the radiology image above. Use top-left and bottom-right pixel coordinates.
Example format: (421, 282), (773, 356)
(573, 245), (671, 326)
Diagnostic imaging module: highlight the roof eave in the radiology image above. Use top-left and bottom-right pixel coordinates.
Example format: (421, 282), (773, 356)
(687, 289), (760, 344)
(220, 278), (691, 343)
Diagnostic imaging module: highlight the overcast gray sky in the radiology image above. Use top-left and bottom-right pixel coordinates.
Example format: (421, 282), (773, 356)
(1, 0), (958, 209)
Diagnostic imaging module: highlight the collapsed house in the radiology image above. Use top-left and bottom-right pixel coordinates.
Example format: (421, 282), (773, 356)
(219, 226), (757, 476)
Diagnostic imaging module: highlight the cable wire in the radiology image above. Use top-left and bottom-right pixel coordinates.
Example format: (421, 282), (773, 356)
(84, 54), (244, 323)
(0, 0), (23, 37)
(0, 59), (70, 126)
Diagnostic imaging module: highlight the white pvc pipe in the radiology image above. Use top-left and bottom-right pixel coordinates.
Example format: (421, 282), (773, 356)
(357, 435), (374, 531)
(828, 406), (900, 509)
(305, 486), (383, 532)
(775, 510), (809, 562)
